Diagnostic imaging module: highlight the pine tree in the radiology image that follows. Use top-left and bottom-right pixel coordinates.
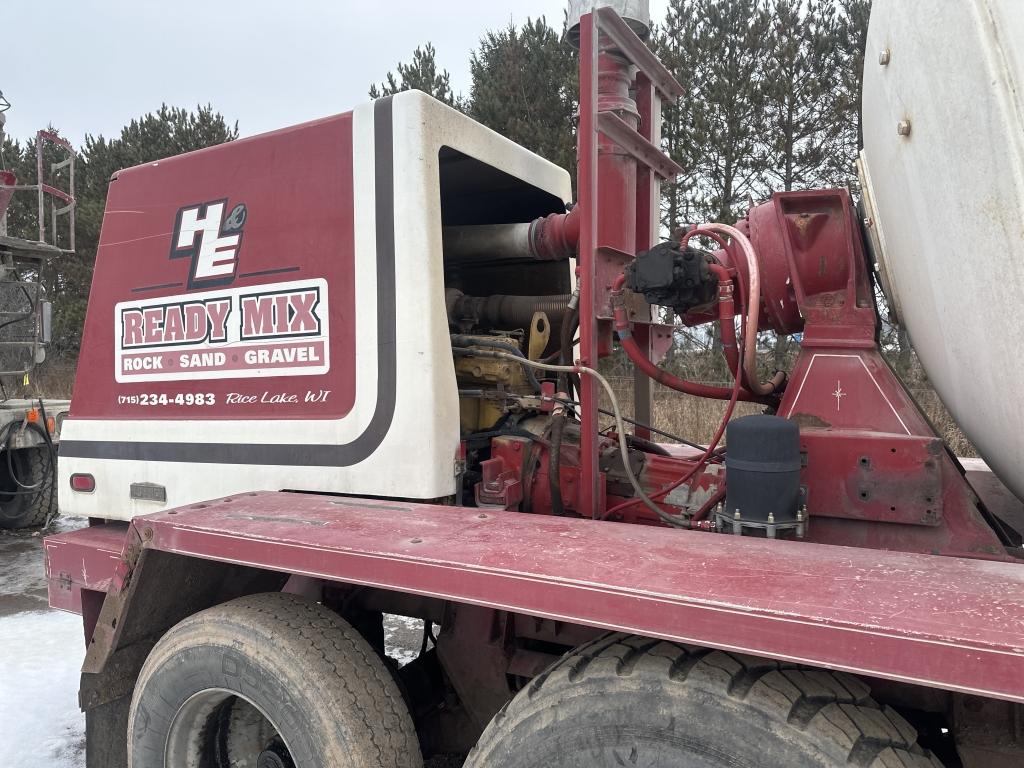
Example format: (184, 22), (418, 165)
(467, 18), (577, 181)
(676, 0), (772, 224)
(829, 0), (871, 184)
(655, 1), (701, 236)
(369, 43), (455, 106)
(48, 106), (237, 356)
(762, 0), (844, 191)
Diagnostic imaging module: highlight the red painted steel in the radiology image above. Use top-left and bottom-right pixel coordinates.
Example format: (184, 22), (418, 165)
(632, 71), (655, 439)
(576, 12), (600, 519)
(44, 523), (128, 614)
(44, 14), (1024, 754)
(47, 492), (1024, 703)
(576, 9), (686, 519)
(663, 189), (1014, 557)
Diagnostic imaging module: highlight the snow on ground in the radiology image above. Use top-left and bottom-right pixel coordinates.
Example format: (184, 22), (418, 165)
(1, 518), (87, 768)
(0, 519), (445, 767)
(0, 610), (86, 767)
(385, 613), (426, 667)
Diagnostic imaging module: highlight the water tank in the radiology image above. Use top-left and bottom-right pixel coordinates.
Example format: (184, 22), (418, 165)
(859, 0), (1024, 500)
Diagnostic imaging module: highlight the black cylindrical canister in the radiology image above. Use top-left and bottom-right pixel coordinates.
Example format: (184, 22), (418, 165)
(724, 415), (801, 523)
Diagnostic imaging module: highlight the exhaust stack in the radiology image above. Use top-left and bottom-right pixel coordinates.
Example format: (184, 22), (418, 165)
(566, 0), (651, 47)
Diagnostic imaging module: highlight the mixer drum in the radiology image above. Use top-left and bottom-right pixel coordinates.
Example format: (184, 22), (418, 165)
(859, 0), (1024, 500)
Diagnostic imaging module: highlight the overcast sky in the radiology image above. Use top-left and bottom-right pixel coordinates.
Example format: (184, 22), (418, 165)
(3, 0), (669, 148)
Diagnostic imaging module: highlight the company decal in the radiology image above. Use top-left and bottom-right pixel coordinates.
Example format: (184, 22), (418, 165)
(171, 199), (247, 289)
(115, 277), (330, 383)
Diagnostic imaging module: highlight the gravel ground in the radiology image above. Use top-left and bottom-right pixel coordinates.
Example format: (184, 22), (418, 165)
(0, 518), (464, 767)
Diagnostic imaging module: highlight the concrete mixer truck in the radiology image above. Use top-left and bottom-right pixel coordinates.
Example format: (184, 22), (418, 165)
(41, 0), (1024, 765)
(0, 93), (73, 529)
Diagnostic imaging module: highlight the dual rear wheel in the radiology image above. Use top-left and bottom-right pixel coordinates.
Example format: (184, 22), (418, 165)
(129, 594), (942, 767)
(0, 446), (55, 529)
(128, 592), (421, 768)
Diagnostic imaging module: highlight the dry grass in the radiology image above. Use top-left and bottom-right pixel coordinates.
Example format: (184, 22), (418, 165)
(7, 359), (76, 400)
(600, 376), (976, 457)
(22, 356), (975, 457)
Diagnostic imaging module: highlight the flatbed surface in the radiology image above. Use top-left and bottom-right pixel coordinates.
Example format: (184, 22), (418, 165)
(49, 491), (1024, 702)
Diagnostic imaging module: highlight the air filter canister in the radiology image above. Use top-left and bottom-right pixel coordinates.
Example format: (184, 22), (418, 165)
(724, 415), (802, 533)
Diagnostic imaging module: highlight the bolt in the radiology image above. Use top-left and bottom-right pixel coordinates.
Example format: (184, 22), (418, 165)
(733, 509), (741, 520)
(767, 512), (775, 524)
(143, 527), (153, 540)
(863, 216), (873, 228)
(897, 119), (912, 136)
(879, 48), (891, 65)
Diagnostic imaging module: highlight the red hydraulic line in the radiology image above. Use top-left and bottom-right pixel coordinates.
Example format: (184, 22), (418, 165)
(610, 273), (767, 404)
(691, 485), (726, 523)
(706, 262), (741, 382)
(683, 224), (785, 396)
(603, 295), (745, 520)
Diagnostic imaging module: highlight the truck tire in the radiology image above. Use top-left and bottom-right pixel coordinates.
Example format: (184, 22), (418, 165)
(466, 633), (943, 768)
(0, 446), (56, 529)
(128, 592), (422, 768)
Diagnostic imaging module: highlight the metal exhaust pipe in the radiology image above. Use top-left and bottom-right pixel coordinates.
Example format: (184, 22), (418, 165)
(565, 0), (651, 47)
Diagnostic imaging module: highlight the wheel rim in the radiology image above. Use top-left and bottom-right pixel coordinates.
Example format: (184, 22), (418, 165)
(165, 688), (297, 768)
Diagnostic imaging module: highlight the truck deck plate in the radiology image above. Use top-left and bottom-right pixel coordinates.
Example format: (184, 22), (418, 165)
(45, 522), (128, 614)
(48, 491), (1024, 702)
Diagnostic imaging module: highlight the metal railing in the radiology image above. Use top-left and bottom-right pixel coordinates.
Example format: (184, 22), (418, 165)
(0, 130), (76, 252)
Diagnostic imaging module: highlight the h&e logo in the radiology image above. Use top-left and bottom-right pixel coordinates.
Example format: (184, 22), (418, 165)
(170, 200), (247, 289)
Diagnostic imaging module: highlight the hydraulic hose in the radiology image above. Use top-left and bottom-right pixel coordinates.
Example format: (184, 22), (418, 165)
(471, 352), (690, 528)
(548, 399), (567, 516)
(0, 402), (58, 526)
(601, 315), (744, 521)
(610, 273), (769, 404)
(558, 290), (580, 403)
(706, 263), (741, 381)
(683, 224), (785, 396)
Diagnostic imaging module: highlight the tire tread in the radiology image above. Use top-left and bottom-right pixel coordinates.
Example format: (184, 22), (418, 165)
(0, 447), (55, 529)
(131, 592), (420, 768)
(467, 635), (942, 767)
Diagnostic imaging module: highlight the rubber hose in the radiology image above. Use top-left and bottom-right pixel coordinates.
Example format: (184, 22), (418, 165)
(452, 294), (572, 329)
(548, 410), (566, 516)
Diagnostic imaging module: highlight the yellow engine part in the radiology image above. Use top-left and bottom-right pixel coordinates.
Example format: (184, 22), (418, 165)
(454, 335), (532, 431)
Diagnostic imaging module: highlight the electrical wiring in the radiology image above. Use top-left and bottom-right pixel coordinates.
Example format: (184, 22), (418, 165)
(468, 351), (690, 528)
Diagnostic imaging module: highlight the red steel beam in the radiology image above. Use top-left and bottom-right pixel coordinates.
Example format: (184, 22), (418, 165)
(48, 493), (1024, 703)
(597, 111), (682, 180)
(632, 71), (656, 440)
(595, 7), (684, 101)
(577, 11), (600, 518)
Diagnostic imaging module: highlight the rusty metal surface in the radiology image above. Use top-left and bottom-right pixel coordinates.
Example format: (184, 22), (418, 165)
(48, 492), (1024, 703)
(801, 430), (944, 527)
